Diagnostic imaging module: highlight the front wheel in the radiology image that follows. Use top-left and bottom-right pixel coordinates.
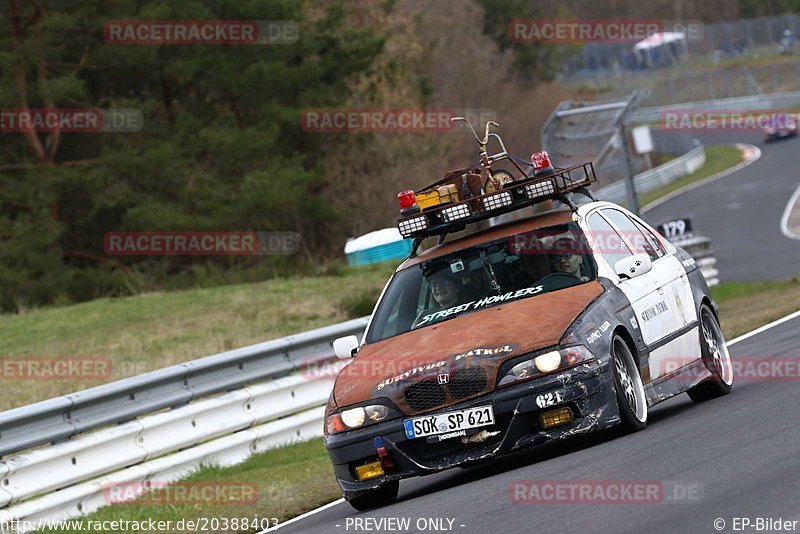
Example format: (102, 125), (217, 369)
(687, 305), (733, 402)
(346, 480), (399, 511)
(611, 335), (648, 433)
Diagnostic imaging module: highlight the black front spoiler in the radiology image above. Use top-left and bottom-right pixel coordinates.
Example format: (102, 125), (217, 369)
(324, 356), (619, 498)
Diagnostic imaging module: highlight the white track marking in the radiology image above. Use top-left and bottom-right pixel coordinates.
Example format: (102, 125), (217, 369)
(779, 182), (800, 240)
(261, 498), (345, 533)
(642, 143), (761, 213)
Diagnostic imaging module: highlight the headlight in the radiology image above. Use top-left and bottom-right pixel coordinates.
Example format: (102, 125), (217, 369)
(326, 404), (393, 434)
(498, 345), (593, 386)
(534, 351), (561, 372)
(341, 407), (365, 428)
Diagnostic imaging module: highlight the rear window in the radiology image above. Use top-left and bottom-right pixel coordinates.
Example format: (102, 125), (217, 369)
(365, 223), (596, 343)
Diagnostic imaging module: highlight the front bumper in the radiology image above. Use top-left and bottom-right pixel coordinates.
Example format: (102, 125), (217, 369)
(324, 355), (619, 498)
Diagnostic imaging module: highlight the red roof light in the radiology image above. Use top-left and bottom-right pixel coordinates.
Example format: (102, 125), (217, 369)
(531, 151), (553, 170)
(397, 190), (417, 209)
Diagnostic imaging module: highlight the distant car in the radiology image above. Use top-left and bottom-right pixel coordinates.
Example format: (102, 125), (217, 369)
(764, 117), (798, 142)
(325, 198), (735, 510)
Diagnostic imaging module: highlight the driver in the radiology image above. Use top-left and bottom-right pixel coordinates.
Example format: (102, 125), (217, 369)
(549, 237), (589, 281)
(413, 270), (463, 328)
(429, 270), (461, 309)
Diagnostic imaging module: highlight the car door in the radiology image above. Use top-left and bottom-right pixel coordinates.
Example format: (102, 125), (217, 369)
(585, 210), (666, 382)
(601, 208), (699, 381)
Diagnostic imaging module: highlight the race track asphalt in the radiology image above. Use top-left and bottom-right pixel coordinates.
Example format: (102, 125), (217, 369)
(643, 131), (800, 282)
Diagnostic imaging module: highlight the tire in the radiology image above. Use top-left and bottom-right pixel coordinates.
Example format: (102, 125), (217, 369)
(687, 305), (733, 402)
(611, 335), (647, 433)
(346, 480), (399, 511)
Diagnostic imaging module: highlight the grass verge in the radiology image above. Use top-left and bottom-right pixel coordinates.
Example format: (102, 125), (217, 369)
(712, 276), (800, 340)
(0, 261), (397, 410)
(640, 144), (745, 208)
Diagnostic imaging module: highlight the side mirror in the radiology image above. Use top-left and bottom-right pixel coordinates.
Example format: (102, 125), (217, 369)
(333, 335), (359, 359)
(614, 253), (652, 280)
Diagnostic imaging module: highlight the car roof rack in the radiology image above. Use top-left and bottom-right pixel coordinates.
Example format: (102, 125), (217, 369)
(395, 119), (598, 257)
(400, 161), (596, 249)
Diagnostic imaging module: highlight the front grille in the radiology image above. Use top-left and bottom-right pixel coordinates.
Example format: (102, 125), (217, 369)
(449, 367), (488, 400)
(403, 367), (489, 412)
(405, 379), (446, 411)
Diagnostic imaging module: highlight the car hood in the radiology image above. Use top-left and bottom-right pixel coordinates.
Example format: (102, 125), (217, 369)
(333, 281), (604, 413)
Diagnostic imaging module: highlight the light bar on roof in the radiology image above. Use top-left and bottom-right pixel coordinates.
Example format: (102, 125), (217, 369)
(523, 179), (555, 200)
(482, 191), (513, 211)
(398, 215), (428, 237)
(441, 203), (471, 222)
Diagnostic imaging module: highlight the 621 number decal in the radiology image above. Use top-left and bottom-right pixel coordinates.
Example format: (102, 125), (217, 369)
(535, 391), (564, 409)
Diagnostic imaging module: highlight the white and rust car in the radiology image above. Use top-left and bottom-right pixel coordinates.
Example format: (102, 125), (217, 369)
(324, 126), (734, 511)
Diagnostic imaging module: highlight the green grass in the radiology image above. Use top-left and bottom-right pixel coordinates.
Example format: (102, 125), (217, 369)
(0, 261), (397, 410)
(640, 145), (744, 208)
(712, 277), (800, 340)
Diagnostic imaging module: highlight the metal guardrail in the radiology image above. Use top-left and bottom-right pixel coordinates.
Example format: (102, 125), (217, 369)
(628, 90), (800, 124)
(0, 317), (369, 458)
(0, 319), (367, 529)
(595, 144), (706, 205)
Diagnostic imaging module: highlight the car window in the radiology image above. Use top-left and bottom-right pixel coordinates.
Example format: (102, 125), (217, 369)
(631, 218), (666, 258)
(601, 209), (660, 262)
(365, 222), (597, 343)
(587, 212), (633, 270)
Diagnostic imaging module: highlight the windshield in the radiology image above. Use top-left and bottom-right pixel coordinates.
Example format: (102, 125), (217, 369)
(366, 222), (596, 343)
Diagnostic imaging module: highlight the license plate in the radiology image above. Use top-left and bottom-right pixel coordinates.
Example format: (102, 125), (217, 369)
(403, 405), (495, 439)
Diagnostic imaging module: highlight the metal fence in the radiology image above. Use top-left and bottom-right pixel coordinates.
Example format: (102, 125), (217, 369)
(628, 90), (800, 123)
(562, 14), (800, 106)
(541, 92), (652, 198)
(595, 143), (705, 204)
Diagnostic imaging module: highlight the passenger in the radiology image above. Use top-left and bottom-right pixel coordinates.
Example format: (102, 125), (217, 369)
(549, 237), (589, 281)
